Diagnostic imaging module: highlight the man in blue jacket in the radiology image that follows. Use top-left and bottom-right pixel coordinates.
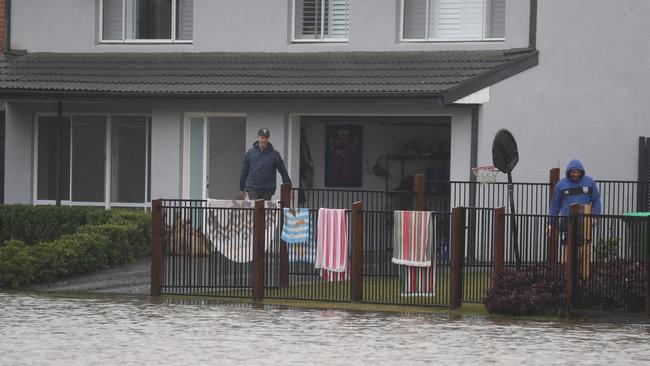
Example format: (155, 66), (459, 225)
(239, 128), (291, 200)
(547, 159), (601, 242)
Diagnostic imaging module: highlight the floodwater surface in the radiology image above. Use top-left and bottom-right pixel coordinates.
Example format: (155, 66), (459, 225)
(1, 292), (649, 365)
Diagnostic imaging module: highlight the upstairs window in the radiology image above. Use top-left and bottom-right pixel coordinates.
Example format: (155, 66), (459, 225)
(293, 0), (350, 42)
(101, 0), (193, 42)
(402, 0), (505, 41)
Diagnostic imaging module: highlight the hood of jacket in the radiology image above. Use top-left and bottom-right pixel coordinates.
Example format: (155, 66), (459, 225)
(565, 159), (585, 179)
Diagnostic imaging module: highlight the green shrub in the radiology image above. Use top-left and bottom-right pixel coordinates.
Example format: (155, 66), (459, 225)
(78, 223), (143, 266)
(0, 205), (110, 245)
(0, 205), (151, 289)
(32, 232), (111, 282)
(0, 240), (34, 288)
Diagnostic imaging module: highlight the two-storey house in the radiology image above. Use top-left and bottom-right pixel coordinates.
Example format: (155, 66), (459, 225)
(4, 1), (643, 208)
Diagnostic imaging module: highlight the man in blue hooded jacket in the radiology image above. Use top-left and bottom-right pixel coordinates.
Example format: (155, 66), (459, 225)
(239, 128), (291, 200)
(547, 159), (601, 241)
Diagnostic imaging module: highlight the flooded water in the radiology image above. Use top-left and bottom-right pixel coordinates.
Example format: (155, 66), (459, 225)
(1, 292), (650, 365)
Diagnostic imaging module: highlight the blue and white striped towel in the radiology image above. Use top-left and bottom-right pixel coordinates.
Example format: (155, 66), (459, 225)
(282, 208), (315, 263)
(281, 208), (310, 243)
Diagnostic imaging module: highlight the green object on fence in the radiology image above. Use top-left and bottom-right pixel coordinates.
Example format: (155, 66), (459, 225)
(623, 212), (650, 259)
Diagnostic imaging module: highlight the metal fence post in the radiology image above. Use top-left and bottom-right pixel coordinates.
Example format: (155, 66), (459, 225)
(351, 201), (364, 303)
(252, 199), (265, 302)
(451, 207), (466, 309)
(150, 199), (163, 297)
(413, 173), (425, 211)
(548, 168), (561, 264)
(565, 203), (580, 315)
(493, 207), (505, 275)
(280, 183), (291, 288)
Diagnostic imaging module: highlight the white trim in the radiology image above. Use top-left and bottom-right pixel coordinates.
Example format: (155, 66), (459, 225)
(399, 0), (506, 43)
(32, 115), (39, 204)
(452, 87), (490, 104)
(33, 112), (151, 207)
(202, 119), (208, 200)
(181, 112), (247, 200)
(99, 0), (193, 43)
(144, 119), (150, 204)
(290, 0), (350, 43)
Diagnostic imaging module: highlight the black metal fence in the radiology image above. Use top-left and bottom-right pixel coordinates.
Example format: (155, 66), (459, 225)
(292, 188), (413, 211)
(571, 213), (650, 314)
(158, 199), (281, 297)
(360, 210), (450, 307)
(293, 179), (649, 216)
(265, 208), (351, 302)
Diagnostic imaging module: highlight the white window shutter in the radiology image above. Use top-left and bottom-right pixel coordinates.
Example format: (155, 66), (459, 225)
(487, 0), (505, 38)
(403, 0), (427, 39)
(429, 0), (485, 39)
(325, 0), (349, 39)
(124, 0), (137, 39)
(177, 0), (193, 40)
(102, 0), (123, 40)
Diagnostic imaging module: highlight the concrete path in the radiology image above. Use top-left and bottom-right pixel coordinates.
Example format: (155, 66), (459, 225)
(29, 258), (151, 295)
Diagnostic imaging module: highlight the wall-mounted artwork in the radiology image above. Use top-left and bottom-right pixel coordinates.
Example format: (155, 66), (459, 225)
(325, 124), (362, 187)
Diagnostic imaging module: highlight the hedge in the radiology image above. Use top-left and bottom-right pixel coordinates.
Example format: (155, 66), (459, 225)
(0, 206), (151, 289)
(0, 205), (111, 245)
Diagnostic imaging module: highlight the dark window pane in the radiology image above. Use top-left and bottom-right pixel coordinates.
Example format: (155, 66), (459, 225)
(111, 117), (147, 203)
(137, 0), (172, 39)
(71, 116), (106, 202)
(37, 117), (71, 201)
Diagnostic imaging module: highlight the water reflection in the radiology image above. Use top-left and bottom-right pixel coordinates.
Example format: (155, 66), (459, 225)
(1, 292), (649, 365)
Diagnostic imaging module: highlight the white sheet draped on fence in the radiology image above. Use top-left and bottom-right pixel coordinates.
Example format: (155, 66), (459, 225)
(202, 199), (280, 263)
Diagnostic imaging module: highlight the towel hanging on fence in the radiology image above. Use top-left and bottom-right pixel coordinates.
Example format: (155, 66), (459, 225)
(315, 208), (349, 282)
(392, 210), (434, 267)
(392, 210), (436, 296)
(281, 208), (315, 263)
(202, 199), (280, 263)
(399, 266), (436, 296)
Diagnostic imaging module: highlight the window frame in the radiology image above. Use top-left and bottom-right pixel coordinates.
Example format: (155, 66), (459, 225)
(33, 113), (151, 209)
(399, 0), (506, 42)
(291, 0), (350, 43)
(99, 0), (193, 44)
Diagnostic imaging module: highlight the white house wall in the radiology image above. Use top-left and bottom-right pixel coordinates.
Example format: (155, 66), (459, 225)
(10, 0), (530, 52)
(481, 0), (650, 182)
(4, 103), (33, 204)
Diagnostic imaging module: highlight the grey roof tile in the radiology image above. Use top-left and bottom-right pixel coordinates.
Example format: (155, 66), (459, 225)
(0, 50), (538, 102)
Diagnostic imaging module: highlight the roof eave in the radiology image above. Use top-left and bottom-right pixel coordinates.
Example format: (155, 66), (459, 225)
(442, 49), (539, 105)
(0, 90), (446, 103)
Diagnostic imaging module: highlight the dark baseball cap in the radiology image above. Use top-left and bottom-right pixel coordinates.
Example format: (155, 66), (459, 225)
(257, 128), (270, 137)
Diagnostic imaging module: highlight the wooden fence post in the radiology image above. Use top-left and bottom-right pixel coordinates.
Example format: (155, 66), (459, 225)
(279, 183), (291, 288)
(150, 199), (163, 297)
(252, 199), (265, 302)
(450, 207), (466, 309)
(493, 207), (505, 275)
(413, 173), (425, 211)
(646, 217), (650, 318)
(548, 168), (561, 264)
(350, 201), (364, 303)
(565, 203), (580, 315)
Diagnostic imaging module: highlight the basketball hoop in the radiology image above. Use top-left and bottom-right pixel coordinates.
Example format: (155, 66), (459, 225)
(471, 165), (500, 184)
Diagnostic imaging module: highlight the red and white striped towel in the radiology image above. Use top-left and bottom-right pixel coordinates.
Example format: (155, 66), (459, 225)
(391, 210), (433, 267)
(315, 208), (348, 281)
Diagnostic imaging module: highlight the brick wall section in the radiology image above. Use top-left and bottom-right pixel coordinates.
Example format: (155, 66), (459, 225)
(0, 0), (5, 52)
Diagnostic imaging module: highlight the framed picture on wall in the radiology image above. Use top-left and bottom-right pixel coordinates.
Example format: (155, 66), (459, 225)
(325, 124), (362, 187)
